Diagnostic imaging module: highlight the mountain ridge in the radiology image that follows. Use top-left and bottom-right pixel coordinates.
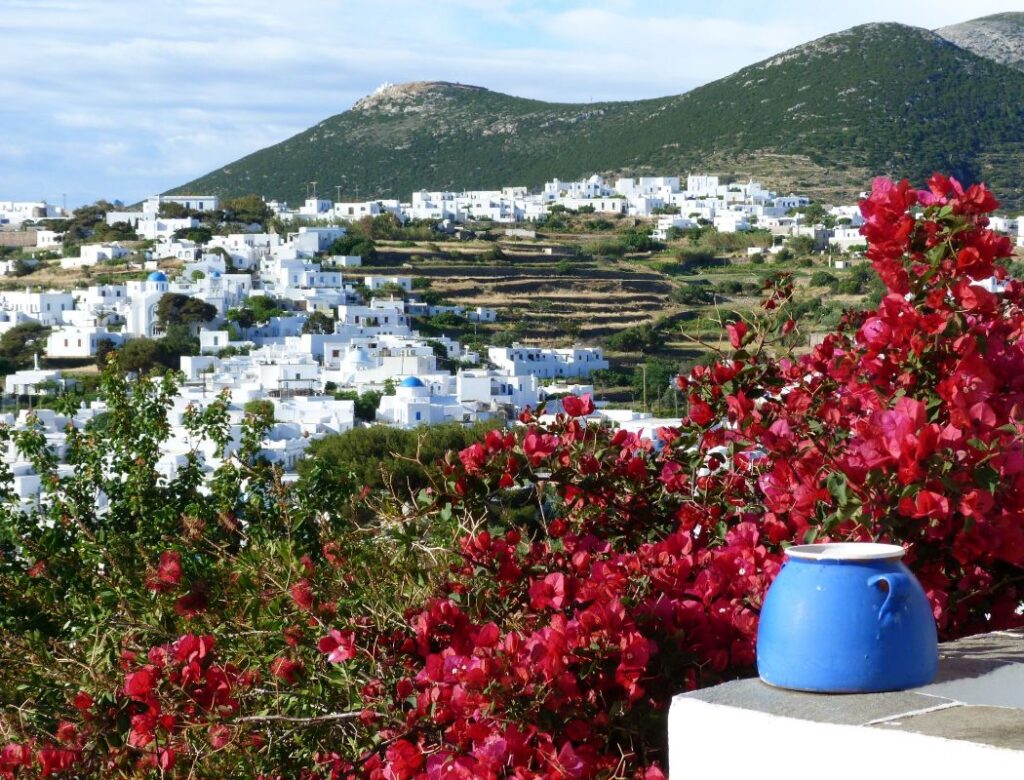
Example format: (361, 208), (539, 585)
(936, 13), (1024, 71)
(171, 18), (1024, 209)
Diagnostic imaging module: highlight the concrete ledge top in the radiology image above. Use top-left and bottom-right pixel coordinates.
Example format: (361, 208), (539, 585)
(669, 629), (1024, 777)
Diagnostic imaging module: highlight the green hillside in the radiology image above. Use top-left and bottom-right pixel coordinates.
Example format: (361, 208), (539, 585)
(171, 22), (1024, 208)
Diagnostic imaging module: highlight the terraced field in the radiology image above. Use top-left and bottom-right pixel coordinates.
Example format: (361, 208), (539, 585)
(369, 245), (679, 341)
(363, 238), (782, 405)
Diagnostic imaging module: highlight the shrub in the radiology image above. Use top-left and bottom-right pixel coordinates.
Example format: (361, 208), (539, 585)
(809, 270), (838, 288)
(620, 228), (658, 253)
(582, 239), (626, 258)
(671, 283), (718, 306)
(675, 249), (722, 273)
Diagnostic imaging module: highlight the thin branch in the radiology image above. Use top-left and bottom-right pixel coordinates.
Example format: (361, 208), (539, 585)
(234, 711), (361, 725)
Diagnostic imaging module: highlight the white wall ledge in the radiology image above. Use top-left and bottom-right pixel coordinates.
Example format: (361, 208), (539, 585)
(669, 629), (1024, 777)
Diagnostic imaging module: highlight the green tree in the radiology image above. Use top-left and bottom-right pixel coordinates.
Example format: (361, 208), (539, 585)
(93, 221), (138, 242)
(329, 234), (377, 261)
(158, 201), (191, 218)
(10, 258), (36, 277)
(59, 200), (117, 249)
(809, 270), (839, 288)
(333, 389), (383, 423)
(248, 295), (284, 323)
(789, 203), (833, 228)
(365, 213), (404, 240)
(620, 228), (658, 253)
(222, 194), (272, 226)
(368, 282), (409, 300)
(0, 322), (50, 369)
(226, 306), (256, 335)
(156, 293), (217, 330)
(302, 310), (335, 335)
(299, 421), (498, 494)
(94, 338), (118, 369)
(788, 235), (817, 256)
(158, 323), (200, 364)
(173, 226), (213, 245)
(116, 338), (161, 374)
(243, 398), (276, 425)
(605, 322), (661, 353)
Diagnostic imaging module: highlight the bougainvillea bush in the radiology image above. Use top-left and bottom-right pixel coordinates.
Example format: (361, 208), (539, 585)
(0, 175), (1022, 777)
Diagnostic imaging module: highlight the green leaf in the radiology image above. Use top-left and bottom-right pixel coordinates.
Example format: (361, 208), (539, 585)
(826, 472), (849, 507)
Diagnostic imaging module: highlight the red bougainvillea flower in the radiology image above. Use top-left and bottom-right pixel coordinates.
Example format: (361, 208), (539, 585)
(726, 321), (749, 349)
(0, 743), (32, 773)
(318, 629), (357, 663)
(71, 691), (93, 712)
(384, 739), (423, 778)
(173, 633), (215, 665)
(687, 397), (714, 427)
(146, 550), (182, 593)
(289, 579), (314, 612)
(54, 722), (77, 745)
(562, 394), (595, 417)
(157, 747), (176, 772)
(37, 747), (78, 778)
(529, 573), (569, 611)
(173, 587), (208, 617)
(123, 667), (157, 701)
(459, 442), (487, 475)
(322, 540), (345, 568)
(210, 725), (232, 750)
(270, 657), (303, 685)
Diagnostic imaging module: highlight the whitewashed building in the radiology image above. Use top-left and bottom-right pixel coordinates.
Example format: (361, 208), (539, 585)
(0, 290), (75, 326)
(46, 325), (124, 359)
(376, 376), (491, 428)
(487, 344), (608, 379)
(66, 242), (131, 269)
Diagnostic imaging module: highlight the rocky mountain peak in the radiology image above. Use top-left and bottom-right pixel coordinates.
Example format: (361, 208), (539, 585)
(352, 81), (489, 113)
(936, 13), (1024, 71)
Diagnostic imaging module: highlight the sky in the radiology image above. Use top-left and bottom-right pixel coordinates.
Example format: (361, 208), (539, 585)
(0, 0), (1015, 207)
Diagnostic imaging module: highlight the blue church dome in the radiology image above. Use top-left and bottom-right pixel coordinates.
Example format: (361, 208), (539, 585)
(210, 270), (221, 278)
(399, 376), (425, 388)
(147, 271), (168, 282)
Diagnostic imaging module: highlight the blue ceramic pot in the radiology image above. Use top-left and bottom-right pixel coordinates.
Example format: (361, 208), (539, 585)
(757, 543), (937, 693)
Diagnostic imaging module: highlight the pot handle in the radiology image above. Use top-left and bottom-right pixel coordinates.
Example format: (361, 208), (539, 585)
(868, 573), (911, 629)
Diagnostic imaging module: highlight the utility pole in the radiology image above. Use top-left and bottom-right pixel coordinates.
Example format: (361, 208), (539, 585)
(334, 185), (343, 202)
(640, 363), (648, 412)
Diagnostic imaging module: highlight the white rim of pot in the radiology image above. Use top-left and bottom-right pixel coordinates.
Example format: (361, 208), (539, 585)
(785, 542), (906, 561)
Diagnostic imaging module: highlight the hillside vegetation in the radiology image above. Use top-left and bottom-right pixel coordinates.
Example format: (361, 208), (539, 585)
(173, 22), (1024, 208)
